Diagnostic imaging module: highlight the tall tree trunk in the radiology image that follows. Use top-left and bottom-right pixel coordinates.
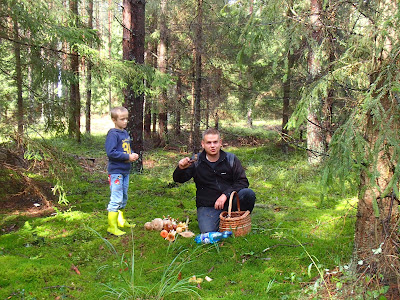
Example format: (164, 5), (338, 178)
(144, 40), (154, 139)
(247, 108), (252, 128)
(323, 89), (333, 149)
(85, 0), (93, 134)
(322, 35), (336, 150)
(214, 68), (222, 130)
(27, 30), (34, 124)
(144, 98), (152, 139)
(307, 0), (324, 164)
(355, 80), (400, 286)
(281, 52), (293, 153)
(122, 0), (145, 173)
(61, 0), (68, 111)
(281, 1), (294, 154)
(189, 55), (195, 149)
(152, 112), (157, 135)
(13, 17), (24, 135)
(192, 0), (203, 153)
(108, 0), (112, 113)
(69, 0), (81, 142)
(157, 0), (168, 146)
(145, 11), (158, 140)
(175, 75), (182, 135)
(205, 82), (209, 129)
(354, 0), (399, 288)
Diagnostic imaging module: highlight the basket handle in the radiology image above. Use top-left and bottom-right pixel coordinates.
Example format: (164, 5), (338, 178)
(227, 191), (240, 217)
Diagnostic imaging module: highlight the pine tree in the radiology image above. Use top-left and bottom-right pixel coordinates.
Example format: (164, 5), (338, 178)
(122, 0), (145, 172)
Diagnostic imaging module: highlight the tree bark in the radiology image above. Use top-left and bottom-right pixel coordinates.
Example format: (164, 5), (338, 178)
(13, 17), (24, 135)
(322, 16), (337, 151)
(281, 1), (294, 154)
(175, 75), (182, 135)
(85, 0), (93, 134)
(355, 91), (400, 283)
(144, 99), (152, 139)
(122, 0), (145, 172)
(247, 108), (252, 128)
(205, 82), (210, 129)
(214, 68), (222, 130)
(108, 0), (112, 113)
(69, 0), (81, 142)
(354, 0), (399, 284)
(307, 0), (324, 164)
(192, 0), (203, 153)
(157, 0), (168, 146)
(189, 53), (195, 149)
(144, 40), (154, 139)
(152, 112), (157, 135)
(145, 11), (158, 140)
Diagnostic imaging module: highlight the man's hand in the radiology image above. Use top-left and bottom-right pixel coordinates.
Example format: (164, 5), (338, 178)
(178, 157), (193, 169)
(214, 194), (227, 210)
(129, 153), (139, 162)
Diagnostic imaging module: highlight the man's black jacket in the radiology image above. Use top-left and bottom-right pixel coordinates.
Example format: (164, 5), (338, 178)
(173, 150), (249, 208)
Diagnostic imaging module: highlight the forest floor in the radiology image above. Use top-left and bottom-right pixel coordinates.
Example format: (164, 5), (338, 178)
(0, 148), (56, 221)
(0, 119), (397, 299)
(0, 119), (280, 219)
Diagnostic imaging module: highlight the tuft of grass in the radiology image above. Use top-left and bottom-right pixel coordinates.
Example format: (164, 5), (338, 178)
(90, 226), (201, 299)
(149, 248), (201, 299)
(91, 228), (148, 299)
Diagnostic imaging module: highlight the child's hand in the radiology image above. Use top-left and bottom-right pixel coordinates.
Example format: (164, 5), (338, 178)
(129, 153), (139, 162)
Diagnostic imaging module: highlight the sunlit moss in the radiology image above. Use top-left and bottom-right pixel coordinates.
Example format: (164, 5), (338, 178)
(0, 122), (358, 299)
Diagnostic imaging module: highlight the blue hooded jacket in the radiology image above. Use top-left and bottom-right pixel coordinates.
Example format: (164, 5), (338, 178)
(105, 128), (132, 174)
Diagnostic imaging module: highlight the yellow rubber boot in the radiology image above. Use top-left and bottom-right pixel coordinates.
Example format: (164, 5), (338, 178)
(118, 210), (136, 228)
(107, 211), (126, 236)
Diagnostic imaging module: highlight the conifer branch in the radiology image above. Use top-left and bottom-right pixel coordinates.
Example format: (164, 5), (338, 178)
(0, 34), (78, 57)
(306, 118), (334, 133)
(279, 130), (329, 158)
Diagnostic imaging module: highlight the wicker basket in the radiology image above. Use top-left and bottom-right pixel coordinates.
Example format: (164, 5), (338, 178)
(219, 191), (251, 236)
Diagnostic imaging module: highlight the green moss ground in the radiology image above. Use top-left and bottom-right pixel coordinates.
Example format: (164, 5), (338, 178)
(0, 125), (356, 299)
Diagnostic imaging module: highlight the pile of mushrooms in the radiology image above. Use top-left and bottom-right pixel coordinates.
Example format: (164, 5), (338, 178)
(144, 216), (195, 242)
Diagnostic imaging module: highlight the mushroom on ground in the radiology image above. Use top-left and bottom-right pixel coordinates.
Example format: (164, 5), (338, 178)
(144, 222), (153, 230)
(151, 218), (164, 231)
(165, 230), (176, 242)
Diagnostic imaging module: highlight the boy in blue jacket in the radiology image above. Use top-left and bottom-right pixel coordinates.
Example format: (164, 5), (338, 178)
(105, 106), (139, 236)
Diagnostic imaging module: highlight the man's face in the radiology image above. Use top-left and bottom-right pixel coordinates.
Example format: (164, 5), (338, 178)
(201, 134), (222, 156)
(113, 111), (129, 130)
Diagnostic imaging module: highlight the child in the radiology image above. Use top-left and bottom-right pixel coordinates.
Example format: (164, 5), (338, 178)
(105, 106), (139, 236)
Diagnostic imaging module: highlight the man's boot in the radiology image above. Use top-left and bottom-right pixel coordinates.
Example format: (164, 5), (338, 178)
(107, 211), (126, 236)
(118, 210), (136, 228)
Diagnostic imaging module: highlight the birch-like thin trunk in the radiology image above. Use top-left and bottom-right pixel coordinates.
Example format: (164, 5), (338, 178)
(306, 0), (324, 164)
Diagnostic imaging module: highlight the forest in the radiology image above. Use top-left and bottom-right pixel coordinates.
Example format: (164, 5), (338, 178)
(0, 0), (399, 299)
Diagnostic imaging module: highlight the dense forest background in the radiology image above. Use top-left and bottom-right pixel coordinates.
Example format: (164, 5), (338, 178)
(1, 0), (400, 297)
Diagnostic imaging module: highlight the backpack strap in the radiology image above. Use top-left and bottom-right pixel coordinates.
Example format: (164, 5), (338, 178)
(226, 152), (235, 168)
(194, 152), (202, 168)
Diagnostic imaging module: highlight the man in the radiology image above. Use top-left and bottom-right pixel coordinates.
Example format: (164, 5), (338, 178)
(173, 128), (256, 232)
